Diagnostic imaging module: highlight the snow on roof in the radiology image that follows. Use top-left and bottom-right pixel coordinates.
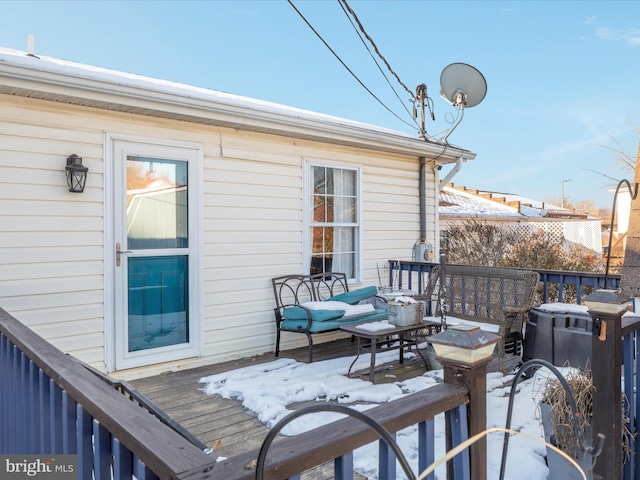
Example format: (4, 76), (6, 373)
(440, 186), (598, 220)
(440, 187), (525, 219)
(0, 46), (470, 159)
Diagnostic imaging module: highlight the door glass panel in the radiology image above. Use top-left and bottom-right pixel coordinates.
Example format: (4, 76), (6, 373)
(127, 156), (188, 249)
(128, 255), (189, 352)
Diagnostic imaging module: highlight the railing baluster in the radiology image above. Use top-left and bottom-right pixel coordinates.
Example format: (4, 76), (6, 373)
(38, 369), (50, 454)
(133, 455), (159, 480)
(335, 452), (354, 480)
(378, 433), (397, 480)
(50, 379), (63, 453)
(418, 418), (435, 479)
(8, 344), (18, 453)
(113, 437), (134, 480)
(636, 329), (640, 477)
(623, 332), (635, 480)
(62, 391), (77, 454)
(28, 360), (38, 453)
(18, 350), (27, 454)
(0, 335), (8, 453)
(449, 404), (470, 480)
(93, 420), (112, 480)
(557, 275), (565, 302)
(540, 273), (549, 303)
(76, 405), (93, 480)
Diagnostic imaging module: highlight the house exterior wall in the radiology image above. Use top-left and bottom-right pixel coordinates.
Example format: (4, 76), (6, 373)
(0, 94), (437, 378)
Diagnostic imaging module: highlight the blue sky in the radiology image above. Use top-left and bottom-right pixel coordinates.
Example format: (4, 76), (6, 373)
(2, 0), (639, 208)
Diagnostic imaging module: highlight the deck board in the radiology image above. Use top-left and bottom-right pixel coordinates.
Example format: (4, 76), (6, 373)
(129, 337), (519, 476)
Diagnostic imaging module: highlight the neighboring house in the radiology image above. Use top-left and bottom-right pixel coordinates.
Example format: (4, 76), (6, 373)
(0, 47), (476, 379)
(439, 184), (602, 254)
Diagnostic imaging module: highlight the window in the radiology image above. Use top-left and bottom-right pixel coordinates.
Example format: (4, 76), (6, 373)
(305, 162), (361, 280)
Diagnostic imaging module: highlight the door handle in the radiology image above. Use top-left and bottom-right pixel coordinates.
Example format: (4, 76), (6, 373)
(116, 243), (133, 267)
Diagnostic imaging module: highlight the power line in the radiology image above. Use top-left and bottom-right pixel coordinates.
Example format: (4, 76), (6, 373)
(287, 0), (417, 129)
(339, 0), (435, 125)
(337, 0), (417, 125)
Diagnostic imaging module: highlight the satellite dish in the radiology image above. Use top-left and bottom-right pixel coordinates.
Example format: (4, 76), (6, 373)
(440, 63), (487, 108)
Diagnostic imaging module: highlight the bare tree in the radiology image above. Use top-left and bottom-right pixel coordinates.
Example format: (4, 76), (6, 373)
(621, 137), (640, 297)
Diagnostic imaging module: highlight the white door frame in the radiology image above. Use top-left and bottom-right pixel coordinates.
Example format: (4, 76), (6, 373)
(104, 133), (204, 372)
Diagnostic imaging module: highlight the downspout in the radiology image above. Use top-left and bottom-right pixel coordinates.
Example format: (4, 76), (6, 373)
(419, 156), (427, 242)
(438, 156), (463, 191)
(417, 155), (464, 260)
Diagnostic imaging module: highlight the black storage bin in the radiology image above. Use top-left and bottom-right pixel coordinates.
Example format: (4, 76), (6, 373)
(553, 314), (592, 369)
(523, 308), (555, 364)
(523, 305), (592, 368)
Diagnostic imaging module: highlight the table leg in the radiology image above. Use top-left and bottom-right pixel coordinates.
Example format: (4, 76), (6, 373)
(399, 333), (405, 364)
(414, 328), (431, 371)
(369, 337), (377, 383)
(347, 336), (363, 379)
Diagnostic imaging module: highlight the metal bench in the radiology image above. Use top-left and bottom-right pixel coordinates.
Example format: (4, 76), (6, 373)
(271, 272), (387, 362)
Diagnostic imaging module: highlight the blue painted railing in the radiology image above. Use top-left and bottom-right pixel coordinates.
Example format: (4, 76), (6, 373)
(388, 260), (621, 305)
(622, 317), (640, 480)
(0, 307), (211, 479)
(1, 306), (472, 480)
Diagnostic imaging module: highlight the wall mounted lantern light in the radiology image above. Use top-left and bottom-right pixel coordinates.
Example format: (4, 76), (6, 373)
(65, 154), (88, 193)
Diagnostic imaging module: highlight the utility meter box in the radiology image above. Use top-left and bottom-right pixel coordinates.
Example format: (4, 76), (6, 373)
(413, 242), (434, 262)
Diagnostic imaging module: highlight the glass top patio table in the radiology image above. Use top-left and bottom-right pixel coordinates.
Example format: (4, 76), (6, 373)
(340, 320), (440, 384)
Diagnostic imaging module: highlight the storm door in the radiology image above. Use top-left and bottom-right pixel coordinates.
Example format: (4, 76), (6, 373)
(111, 138), (201, 370)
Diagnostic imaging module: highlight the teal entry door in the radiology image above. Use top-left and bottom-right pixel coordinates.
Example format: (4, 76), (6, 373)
(112, 139), (200, 370)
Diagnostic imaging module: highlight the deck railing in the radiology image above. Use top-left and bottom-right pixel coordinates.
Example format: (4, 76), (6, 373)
(0, 307), (213, 479)
(7, 276), (638, 479)
(388, 260), (622, 305)
(1, 306), (473, 480)
(621, 316), (640, 480)
(200, 383), (470, 480)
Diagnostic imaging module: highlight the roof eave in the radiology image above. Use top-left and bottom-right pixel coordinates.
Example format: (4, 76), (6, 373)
(0, 59), (475, 162)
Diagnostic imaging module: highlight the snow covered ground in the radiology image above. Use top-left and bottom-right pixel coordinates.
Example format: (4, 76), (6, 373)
(200, 348), (563, 479)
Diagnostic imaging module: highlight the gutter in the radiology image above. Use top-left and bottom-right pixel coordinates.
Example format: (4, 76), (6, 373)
(0, 51), (477, 161)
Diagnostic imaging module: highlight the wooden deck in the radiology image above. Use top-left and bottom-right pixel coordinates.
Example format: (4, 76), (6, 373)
(129, 337), (520, 463)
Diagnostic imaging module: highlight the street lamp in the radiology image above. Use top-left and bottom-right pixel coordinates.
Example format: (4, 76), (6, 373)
(560, 179), (572, 208)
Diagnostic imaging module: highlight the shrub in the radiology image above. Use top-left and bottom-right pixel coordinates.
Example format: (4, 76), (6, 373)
(442, 220), (604, 302)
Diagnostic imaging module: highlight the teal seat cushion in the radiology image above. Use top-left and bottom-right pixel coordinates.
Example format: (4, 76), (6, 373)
(282, 306), (345, 322)
(329, 286), (378, 305)
(281, 308), (388, 332)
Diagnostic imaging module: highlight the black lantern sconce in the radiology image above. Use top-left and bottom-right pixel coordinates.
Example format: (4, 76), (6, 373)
(65, 154), (88, 193)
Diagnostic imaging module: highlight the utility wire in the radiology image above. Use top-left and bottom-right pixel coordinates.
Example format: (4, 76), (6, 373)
(337, 0), (418, 125)
(339, 0), (414, 100)
(339, 0), (435, 130)
(340, 0), (435, 123)
(287, 0), (416, 129)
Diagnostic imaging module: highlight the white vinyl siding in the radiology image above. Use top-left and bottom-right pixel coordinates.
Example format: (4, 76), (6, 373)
(0, 93), (439, 378)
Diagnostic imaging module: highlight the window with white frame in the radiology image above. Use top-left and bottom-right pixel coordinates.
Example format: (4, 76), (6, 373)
(305, 162), (360, 280)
